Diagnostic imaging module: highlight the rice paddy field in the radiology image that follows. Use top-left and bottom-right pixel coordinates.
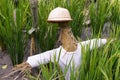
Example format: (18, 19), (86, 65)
(0, 0), (120, 80)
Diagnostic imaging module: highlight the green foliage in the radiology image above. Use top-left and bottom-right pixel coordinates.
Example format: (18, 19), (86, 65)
(89, 0), (120, 36)
(0, 0), (120, 80)
(79, 38), (120, 80)
(0, 0), (30, 65)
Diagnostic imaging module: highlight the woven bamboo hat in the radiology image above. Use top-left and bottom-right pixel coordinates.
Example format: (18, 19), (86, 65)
(47, 7), (72, 22)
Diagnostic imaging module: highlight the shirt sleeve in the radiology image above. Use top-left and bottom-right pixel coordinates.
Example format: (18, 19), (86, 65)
(26, 48), (58, 68)
(80, 38), (107, 50)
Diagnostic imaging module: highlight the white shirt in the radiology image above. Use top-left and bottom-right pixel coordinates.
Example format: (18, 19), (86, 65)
(27, 38), (107, 80)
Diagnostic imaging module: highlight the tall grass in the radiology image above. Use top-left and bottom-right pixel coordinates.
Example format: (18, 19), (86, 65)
(79, 36), (120, 80)
(0, 0), (120, 79)
(0, 0), (30, 65)
(89, 0), (120, 36)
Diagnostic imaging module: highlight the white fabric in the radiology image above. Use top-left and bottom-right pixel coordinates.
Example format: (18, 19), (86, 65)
(27, 38), (107, 80)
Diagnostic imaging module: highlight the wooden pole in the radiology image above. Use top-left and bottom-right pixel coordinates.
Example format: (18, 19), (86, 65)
(29, 0), (39, 56)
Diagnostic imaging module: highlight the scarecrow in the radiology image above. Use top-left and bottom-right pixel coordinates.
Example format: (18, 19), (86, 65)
(4, 7), (108, 80)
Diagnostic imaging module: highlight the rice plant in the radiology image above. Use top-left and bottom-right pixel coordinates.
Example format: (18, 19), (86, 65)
(0, 0), (120, 80)
(89, 0), (120, 36)
(0, 0), (30, 65)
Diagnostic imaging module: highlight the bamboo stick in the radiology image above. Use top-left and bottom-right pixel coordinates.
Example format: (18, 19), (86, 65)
(29, 0), (39, 56)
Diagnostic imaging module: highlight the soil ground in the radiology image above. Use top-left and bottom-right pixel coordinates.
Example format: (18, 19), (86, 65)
(0, 50), (14, 80)
(0, 50), (36, 80)
(0, 50), (28, 80)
